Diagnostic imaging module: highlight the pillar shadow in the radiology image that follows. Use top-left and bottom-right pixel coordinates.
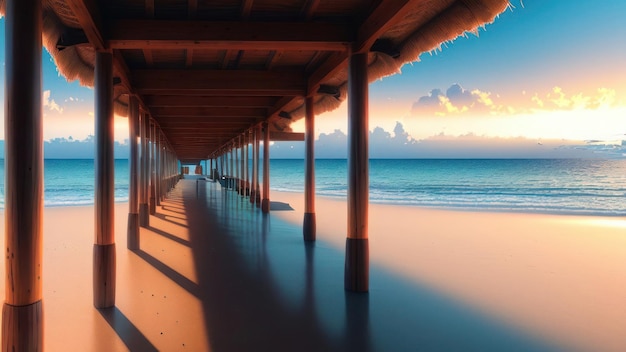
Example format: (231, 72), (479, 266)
(146, 225), (191, 247)
(133, 179), (560, 352)
(99, 307), (158, 352)
(269, 201), (295, 211)
(133, 249), (201, 298)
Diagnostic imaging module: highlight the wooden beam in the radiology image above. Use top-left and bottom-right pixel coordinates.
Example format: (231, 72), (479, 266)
(301, 0), (320, 20)
(133, 69), (306, 96)
(107, 20), (353, 51)
(143, 49), (153, 66)
(241, 0), (254, 19)
(144, 95), (278, 108)
(188, 0), (197, 18)
(66, 0), (105, 51)
(185, 49), (193, 67)
(220, 50), (236, 69)
(158, 120), (258, 127)
(307, 51), (347, 95)
(150, 106), (266, 118)
(265, 50), (282, 70)
(146, 0), (155, 17)
(267, 96), (296, 119)
(270, 132), (305, 141)
(353, 0), (418, 54)
(307, 1), (417, 92)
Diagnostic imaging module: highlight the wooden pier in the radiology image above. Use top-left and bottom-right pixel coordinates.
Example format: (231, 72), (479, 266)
(0, 0), (510, 348)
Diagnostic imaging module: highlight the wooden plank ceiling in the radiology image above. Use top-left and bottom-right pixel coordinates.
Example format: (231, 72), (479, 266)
(66, 0), (417, 164)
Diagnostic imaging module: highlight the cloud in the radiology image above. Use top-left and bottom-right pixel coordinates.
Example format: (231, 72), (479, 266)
(41, 135), (129, 159)
(270, 122), (607, 159)
(411, 84), (504, 116)
(411, 84), (621, 118)
(533, 86), (617, 111)
(64, 96), (82, 103)
(43, 90), (63, 113)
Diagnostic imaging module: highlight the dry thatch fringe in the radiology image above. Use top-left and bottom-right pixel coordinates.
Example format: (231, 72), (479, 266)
(1, 2), (130, 116)
(400, 0), (509, 65)
(43, 11), (95, 86)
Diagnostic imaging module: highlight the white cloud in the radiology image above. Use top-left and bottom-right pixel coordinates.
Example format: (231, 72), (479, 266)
(411, 84), (505, 116)
(43, 90), (63, 113)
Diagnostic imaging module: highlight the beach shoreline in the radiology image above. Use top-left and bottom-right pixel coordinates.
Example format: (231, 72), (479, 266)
(271, 190), (626, 352)
(0, 191), (624, 350)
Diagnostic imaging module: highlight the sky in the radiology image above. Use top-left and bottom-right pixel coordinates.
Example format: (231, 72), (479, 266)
(1, 0), (626, 158)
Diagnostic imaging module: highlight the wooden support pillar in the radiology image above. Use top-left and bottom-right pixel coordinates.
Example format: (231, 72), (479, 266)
(230, 144), (235, 189)
(2, 0), (44, 348)
(255, 124), (262, 206)
(155, 132), (161, 206)
(127, 96), (140, 250)
(158, 148), (163, 201)
(246, 131), (251, 197)
(235, 139), (240, 192)
(244, 134), (249, 196)
(94, 51), (116, 307)
(304, 96), (316, 241)
(240, 135), (245, 196)
(149, 123), (157, 215)
(139, 112), (150, 227)
(250, 129), (257, 203)
(261, 122), (271, 213)
(345, 52), (369, 292)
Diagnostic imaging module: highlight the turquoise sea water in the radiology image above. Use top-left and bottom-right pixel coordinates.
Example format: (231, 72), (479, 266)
(266, 159), (626, 216)
(0, 159), (129, 208)
(1, 159), (625, 216)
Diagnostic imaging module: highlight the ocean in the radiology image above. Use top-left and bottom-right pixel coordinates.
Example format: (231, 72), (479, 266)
(0, 159), (625, 216)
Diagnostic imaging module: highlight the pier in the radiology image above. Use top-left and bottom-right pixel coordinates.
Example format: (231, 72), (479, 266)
(0, 0), (512, 349)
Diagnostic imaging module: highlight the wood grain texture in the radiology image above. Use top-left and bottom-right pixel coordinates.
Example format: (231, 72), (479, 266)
(2, 301), (43, 351)
(93, 244), (116, 308)
(95, 51), (115, 246)
(347, 53), (368, 240)
(344, 238), (369, 292)
(4, 0), (44, 306)
(262, 122), (270, 213)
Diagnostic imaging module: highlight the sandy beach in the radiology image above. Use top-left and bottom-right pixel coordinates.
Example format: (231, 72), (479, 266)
(0, 182), (625, 351)
(272, 190), (626, 352)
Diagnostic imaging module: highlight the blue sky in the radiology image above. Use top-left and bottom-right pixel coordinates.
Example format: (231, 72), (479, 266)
(1, 0), (626, 158)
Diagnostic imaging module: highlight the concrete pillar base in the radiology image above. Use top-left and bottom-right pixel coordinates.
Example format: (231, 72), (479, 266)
(344, 238), (369, 292)
(93, 243), (116, 308)
(303, 212), (316, 241)
(2, 301), (43, 351)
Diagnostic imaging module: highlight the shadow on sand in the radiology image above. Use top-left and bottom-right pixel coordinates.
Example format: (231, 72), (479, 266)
(129, 177), (559, 352)
(99, 306), (158, 352)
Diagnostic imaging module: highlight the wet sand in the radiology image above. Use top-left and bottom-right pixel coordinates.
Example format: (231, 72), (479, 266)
(272, 190), (626, 352)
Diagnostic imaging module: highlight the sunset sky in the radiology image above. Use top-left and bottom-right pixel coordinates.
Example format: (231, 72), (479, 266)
(1, 0), (625, 156)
